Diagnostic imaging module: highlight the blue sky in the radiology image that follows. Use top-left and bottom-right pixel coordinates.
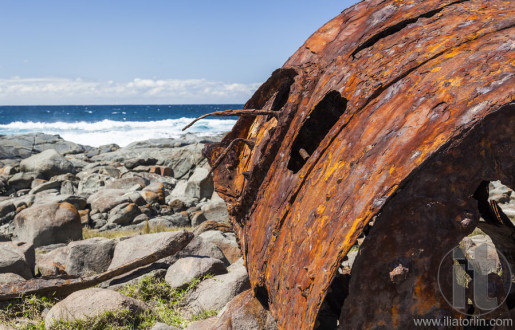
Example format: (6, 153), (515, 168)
(0, 0), (358, 104)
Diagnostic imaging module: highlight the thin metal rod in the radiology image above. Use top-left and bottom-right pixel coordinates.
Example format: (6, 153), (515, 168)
(182, 109), (278, 131)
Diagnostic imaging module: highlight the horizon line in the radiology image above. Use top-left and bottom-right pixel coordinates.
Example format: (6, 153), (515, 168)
(0, 103), (246, 107)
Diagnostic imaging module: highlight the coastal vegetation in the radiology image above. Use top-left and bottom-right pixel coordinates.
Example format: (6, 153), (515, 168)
(0, 275), (216, 329)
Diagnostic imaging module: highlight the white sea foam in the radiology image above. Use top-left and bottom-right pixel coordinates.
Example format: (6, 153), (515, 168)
(0, 118), (236, 147)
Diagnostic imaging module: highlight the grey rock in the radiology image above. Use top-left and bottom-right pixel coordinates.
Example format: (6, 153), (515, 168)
(84, 144), (119, 157)
(140, 182), (165, 204)
(108, 231), (192, 270)
(77, 173), (110, 195)
(36, 243), (66, 254)
(0, 200), (16, 225)
(149, 213), (190, 228)
(99, 223), (118, 232)
(212, 290), (277, 330)
(60, 180), (75, 195)
(186, 258), (250, 312)
(132, 165), (153, 173)
(164, 235), (229, 266)
(168, 144), (204, 179)
(31, 190), (59, 201)
(185, 167), (214, 200)
(186, 318), (219, 330)
(49, 173), (76, 182)
(166, 195), (198, 209)
(461, 235), (501, 274)
(0, 241), (35, 279)
(45, 288), (148, 329)
(124, 157), (157, 170)
(157, 205), (174, 216)
(124, 134), (217, 149)
(101, 267), (167, 290)
(169, 199), (186, 212)
(13, 202), (82, 248)
(489, 181), (515, 220)
(0, 223), (13, 241)
(35, 245), (68, 276)
(99, 144), (120, 153)
(0, 158), (20, 166)
(133, 213), (149, 225)
(341, 249), (358, 273)
(15, 189), (31, 196)
(87, 189), (130, 213)
(199, 230), (241, 264)
(20, 149), (75, 179)
(67, 157), (89, 171)
(92, 219), (107, 229)
(33, 194), (87, 211)
(108, 203), (141, 226)
(0, 272), (26, 285)
(0, 133), (85, 159)
(0, 177), (7, 195)
(0, 165), (17, 176)
(132, 213), (148, 225)
(186, 206), (202, 216)
(125, 191), (147, 206)
(490, 181), (512, 203)
(191, 211), (207, 227)
(104, 176), (149, 190)
(66, 237), (116, 276)
(170, 180), (188, 198)
(8, 172), (42, 191)
(31, 178), (48, 189)
(151, 322), (179, 330)
(201, 194), (229, 223)
(29, 179), (62, 194)
(165, 256), (226, 289)
(98, 166), (121, 178)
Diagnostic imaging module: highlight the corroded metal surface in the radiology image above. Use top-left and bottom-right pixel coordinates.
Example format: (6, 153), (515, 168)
(204, 0), (515, 328)
(340, 107), (514, 328)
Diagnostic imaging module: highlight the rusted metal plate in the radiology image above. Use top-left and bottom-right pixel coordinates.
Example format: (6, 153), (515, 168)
(340, 107), (514, 328)
(204, 0), (515, 328)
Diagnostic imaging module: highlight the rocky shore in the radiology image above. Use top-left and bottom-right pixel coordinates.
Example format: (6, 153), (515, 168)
(0, 133), (276, 329)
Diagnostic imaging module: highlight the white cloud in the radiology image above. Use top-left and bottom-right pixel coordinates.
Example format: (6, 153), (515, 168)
(0, 77), (261, 105)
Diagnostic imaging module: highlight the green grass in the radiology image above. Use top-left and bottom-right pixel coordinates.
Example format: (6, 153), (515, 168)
(0, 276), (217, 330)
(82, 222), (193, 240)
(0, 294), (56, 329)
(467, 227), (486, 237)
(348, 245), (359, 253)
(118, 275), (215, 328)
(50, 309), (154, 330)
(190, 309), (218, 322)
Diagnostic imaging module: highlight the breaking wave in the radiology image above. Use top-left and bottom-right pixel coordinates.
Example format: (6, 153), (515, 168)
(0, 118), (236, 147)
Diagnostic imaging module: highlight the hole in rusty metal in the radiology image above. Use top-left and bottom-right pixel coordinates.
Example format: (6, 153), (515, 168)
(254, 285), (270, 310)
(315, 273), (350, 329)
(270, 81), (292, 111)
(315, 219), (374, 329)
(245, 68), (297, 110)
(287, 91), (347, 173)
(473, 180), (515, 312)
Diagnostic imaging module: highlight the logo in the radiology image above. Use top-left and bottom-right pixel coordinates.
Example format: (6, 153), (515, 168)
(437, 241), (512, 316)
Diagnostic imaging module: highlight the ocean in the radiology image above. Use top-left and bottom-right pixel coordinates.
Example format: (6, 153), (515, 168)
(0, 104), (242, 147)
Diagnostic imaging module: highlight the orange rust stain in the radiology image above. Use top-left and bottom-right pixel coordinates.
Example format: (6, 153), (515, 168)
(410, 276), (439, 315)
(58, 202), (78, 215)
(206, 1), (515, 328)
(392, 304), (400, 329)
